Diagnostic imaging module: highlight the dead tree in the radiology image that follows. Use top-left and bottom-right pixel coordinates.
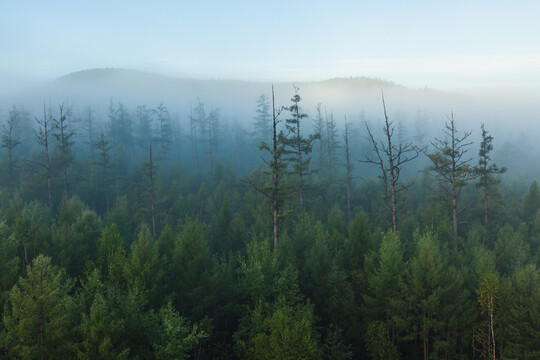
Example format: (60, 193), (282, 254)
(244, 86), (289, 250)
(35, 104), (54, 222)
(1, 111), (21, 191)
(425, 114), (472, 244)
(343, 117), (354, 225)
(361, 92), (422, 232)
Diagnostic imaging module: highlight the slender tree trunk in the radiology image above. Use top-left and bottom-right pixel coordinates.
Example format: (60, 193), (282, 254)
(149, 144), (156, 238)
(382, 96), (398, 232)
(43, 106), (53, 222)
(39, 266), (45, 360)
(344, 120), (352, 225)
(450, 121), (459, 246)
(295, 105), (304, 209)
(272, 86), (279, 250)
(484, 160), (489, 224)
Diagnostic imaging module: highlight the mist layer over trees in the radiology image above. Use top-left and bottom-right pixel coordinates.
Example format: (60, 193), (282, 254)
(0, 72), (539, 359)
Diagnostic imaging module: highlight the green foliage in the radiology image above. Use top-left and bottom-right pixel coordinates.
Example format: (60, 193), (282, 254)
(1, 255), (75, 359)
(153, 301), (207, 360)
(248, 299), (320, 360)
(364, 231), (407, 346)
(365, 321), (400, 360)
(124, 224), (162, 306)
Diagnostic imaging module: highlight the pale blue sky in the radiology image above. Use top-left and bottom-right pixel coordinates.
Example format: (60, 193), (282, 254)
(1, 0), (539, 94)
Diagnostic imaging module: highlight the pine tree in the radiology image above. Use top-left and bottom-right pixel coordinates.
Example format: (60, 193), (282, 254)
(285, 86), (318, 209)
(2, 255), (75, 359)
(53, 104), (75, 195)
(253, 93), (272, 147)
(475, 124), (506, 224)
(425, 114), (472, 245)
(244, 86), (290, 250)
(94, 133), (112, 212)
(154, 102), (173, 161)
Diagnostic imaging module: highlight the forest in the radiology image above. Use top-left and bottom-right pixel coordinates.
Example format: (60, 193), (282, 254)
(0, 85), (539, 360)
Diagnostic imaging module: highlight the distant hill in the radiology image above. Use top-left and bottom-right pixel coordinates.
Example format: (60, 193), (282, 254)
(1, 68), (464, 123)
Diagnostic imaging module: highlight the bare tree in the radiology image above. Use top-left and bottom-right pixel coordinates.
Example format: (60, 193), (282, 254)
(1, 111), (21, 191)
(425, 113), (472, 244)
(361, 92), (422, 232)
(343, 117), (354, 225)
(35, 104), (54, 221)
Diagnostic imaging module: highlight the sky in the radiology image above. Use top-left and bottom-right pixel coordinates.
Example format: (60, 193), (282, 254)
(1, 0), (539, 96)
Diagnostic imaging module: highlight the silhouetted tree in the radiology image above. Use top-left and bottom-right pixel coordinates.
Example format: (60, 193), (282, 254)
(361, 93), (421, 232)
(475, 124), (506, 224)
(244, 86), (289, 250)
(1, 111), (21, 191)
(426, 114), (472, 244)
(53, 104), (75, 195)
(34, 104), (54, 222)
(285, 86), (317, 209)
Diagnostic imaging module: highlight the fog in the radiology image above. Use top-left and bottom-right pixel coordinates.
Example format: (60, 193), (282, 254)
(0, 67), (538, 183)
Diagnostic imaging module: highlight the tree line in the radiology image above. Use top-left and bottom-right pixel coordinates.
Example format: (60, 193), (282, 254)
(0, 87), (538, 359)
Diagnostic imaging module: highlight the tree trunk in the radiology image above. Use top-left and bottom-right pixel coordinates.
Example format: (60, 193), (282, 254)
(295, 105), (304, 209)
(149, 144), (156, 238)
(272, 86), (279, 250)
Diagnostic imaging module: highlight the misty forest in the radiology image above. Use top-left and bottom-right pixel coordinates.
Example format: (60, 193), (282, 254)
(1, 70), (540, 360)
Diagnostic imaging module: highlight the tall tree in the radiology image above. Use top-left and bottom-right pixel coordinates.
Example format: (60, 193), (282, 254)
(142, 144), (157, 237)
(253, 93), (272, 147)
(53, 104), (75, 195)
(285, 86), (317, 209)
(135, 104), (154, 153)
(34, 104), (54, 222)
(361, 93), (421, 232)
(82, 105), (96, 164)
(425, 114), (472, 244)
(244, 86), (288, 250)
(154, 102), (173, 161)
(325, 109), (339, 172)
(475, 124), (506, 224)
(94, 133), (112, 212)
(312, 103), (326, 172)
(207, 108), (220, 171)
(343, 117), (354, 225)
(1, 111), (21, 191)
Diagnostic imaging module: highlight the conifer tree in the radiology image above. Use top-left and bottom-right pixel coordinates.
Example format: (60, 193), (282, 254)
(426, 114), (472, 244)
(94, 133), (112, 212)
(475, 124), (506, 224)
(53, 104), (75, 195)
(244, 86), (289, 250)
(253, 93), (272, 147)
(2, 255), (75, 359)
(285, 86), (318, 209)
